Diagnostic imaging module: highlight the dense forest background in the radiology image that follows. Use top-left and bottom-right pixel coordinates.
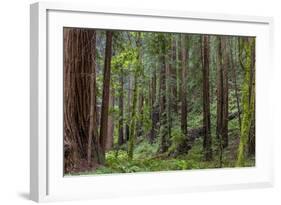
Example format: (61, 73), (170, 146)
(63, 28), (255, 175)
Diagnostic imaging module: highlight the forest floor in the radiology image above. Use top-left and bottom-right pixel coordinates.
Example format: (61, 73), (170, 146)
(65, 106), (255, 176)
(68, 125), (255, 176)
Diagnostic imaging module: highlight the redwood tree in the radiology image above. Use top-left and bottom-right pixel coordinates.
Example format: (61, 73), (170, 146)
(202, 35), (212, 161)
(87, 30), (101, 166)
(64, 28), (101, 172)
(216, 36), (229, 148)
(159, 34), (169, 153)
(99, 31), (113, 163)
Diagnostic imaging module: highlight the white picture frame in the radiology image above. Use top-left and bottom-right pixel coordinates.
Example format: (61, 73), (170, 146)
(30, 1), (274, 202)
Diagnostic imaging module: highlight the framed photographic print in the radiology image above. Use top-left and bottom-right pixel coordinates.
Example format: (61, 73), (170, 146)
(30, 1), (274, 202)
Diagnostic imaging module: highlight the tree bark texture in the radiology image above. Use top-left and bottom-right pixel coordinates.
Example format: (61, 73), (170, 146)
(180, 34), (188, 136)
(237, 37), (255, 166)
(202, 36), (213, 161)
(64, 28), (101, 172)
(216, 36), (229, 148)
(99, 31), (113, 163)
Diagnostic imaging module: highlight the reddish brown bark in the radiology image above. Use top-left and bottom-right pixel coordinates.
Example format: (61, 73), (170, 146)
(202, 35), (212, 161)
(216, 38), (223, 141)
(87, 30), (100, 166)
(63, 28), (100, 172)
(99, 31), (113, 163)
(216, 36), (229, 148)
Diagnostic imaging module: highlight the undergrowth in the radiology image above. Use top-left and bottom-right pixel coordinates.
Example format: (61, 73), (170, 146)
(69, 101), (254, 176)
(75, 134), (254, 176)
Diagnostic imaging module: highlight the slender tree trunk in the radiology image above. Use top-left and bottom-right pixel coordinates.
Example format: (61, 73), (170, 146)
(171, 35), (178, 112)
(128, 73), (138, 160)
(99, 31), (113, 164)
(216, 37), (224, 166)
(166, 35), (172, 144)
(159, 34), (168, 153)
(137, 91), (144, 137)
(176, 35), (181, 109)
(248, 39), (256, 156)
(106, 88), (114, 151)
(87, 30), (101, 166)
(150, 61), (157, 143)
(118, 70), (124, 145)
(125, 73), (132, 142)
(202, 35), (212, 161)
(216, 37), (223, 141)
(137, 45), (145, 138)
(180, 34), (188, 136)
(128, 32), (141, 160)
(216, 36), (228, 148)
(230, 39), (242, 131)
(221, 37), (229, 148)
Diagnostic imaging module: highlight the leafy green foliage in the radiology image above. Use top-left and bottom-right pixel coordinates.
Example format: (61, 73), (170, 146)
(80, 133), (254, 175)
(168, 124), (184, 153)
(65, 30), (255, 176)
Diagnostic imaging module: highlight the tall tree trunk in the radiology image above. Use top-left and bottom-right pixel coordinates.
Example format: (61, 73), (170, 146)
(150, 61), (157, 143)
(137, 91), (144, 137)
(125, 73), (132, 142)
(230, 39), (242, 131)
(216, 37), (224, 166)
(118, 70), (124, 145)
(216, 36), (229, 148)
(159, 34), (168, 153)
(64, 28), (101, 172)
(221, 37), (229, 148)
(248, 39), (256, 156)
(99, 31), (113, 164)
(202, 35), (212, 161)
(176, 35), (181, 109)
(166, 35), (172, 144)
(137, 44), (144, 138)
(128, 72), (138, 160)
(128, 32), (141, 160)
(180, 34), (188, 136)
(87, 30), (102, 166)
(106, 88), (114, 151)
(171, 35), (178, 112)
(237, 37), (255, 166)
(216, 37), (223, 142)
